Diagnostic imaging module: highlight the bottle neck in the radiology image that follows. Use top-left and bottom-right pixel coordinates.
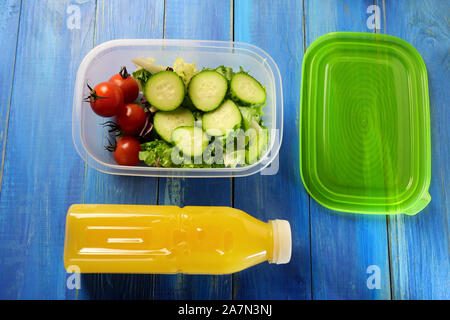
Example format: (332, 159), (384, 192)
(268, 219), (292, 264)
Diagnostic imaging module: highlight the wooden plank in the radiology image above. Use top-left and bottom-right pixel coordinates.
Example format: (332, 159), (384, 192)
(0, 0), (96, 299)
(233, 0), (312, 299)
(163, 0), (233, 40)
(152, 0), (233, 300)
(80, 0), (165, 300)
(0, 0), (21, 187)
(382, 0), (450, 300)
(93, 0), (164, 43)
(304, 0), (391, 299)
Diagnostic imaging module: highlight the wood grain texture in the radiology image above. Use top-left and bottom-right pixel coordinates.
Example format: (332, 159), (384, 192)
(153, 0), (233, 300)
(0, 0), (448, 300)
(233, 0), (312, 299)
(164, 0), (233, 40)
(382, 0), (450, 300)
(0, 0), (21, 188)
(80, 0), (165, 300)
(304, 0), (391, 300)
(93, 0), (165, 43)
(0, 0), (96, 299)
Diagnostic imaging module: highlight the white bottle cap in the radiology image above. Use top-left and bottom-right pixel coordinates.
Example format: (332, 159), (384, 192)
(270, 219), (292, 264)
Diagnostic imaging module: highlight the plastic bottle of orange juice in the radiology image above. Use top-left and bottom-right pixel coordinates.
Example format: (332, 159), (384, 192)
(63, 204), (291, 274)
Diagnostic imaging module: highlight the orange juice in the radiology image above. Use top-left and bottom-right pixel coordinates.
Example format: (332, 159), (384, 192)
(63, 204), (291, 274)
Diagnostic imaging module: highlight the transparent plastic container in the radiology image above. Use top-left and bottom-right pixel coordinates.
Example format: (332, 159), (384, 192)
(72, 39), (283, 178)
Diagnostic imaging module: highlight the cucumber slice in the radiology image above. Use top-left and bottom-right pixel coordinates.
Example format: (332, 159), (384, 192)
(230, 72), (266, 105)
(144, 71), (185, 111)
(171, 126), (209, 157)
(246, 121), (269, 164)
(202, 100), (242, 136)
(188, 70), (228, 111)
(153, 107), (195, 143)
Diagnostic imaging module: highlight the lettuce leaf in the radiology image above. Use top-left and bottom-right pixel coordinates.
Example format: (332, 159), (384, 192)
(132, 68), (152, 90)
(131, 57), (166, 74)
(215, 65), (234, 82)
(173, 58), (199, 87)
(139, 140), (174, 167)
(238, 105), (264, 130)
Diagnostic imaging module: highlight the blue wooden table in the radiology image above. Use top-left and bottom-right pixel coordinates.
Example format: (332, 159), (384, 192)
(0, 0), (448, 300)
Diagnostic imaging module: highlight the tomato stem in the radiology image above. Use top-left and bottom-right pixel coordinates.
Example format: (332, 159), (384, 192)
(104, 136), (117, 152)
(119, 66), (130, 79)
(84, 82), (108, 102)
(101, 121), (123, 137)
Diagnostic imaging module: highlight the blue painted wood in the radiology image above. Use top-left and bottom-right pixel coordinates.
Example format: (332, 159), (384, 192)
(153, 0), (233, 300)
(0, 0), (21, 187)
(0, 0), (96, 299)
(382, 0), (450, 300)
(92, 0), (165, 43)
(80, 0), (165, 300)
(0, 0), (448, 300)
(304, 0), (391, 300)
(233, 0), (312, 299)
(163, 0), (233, 40)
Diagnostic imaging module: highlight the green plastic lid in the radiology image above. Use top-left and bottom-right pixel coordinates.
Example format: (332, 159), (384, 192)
(300, 32), (431, 215)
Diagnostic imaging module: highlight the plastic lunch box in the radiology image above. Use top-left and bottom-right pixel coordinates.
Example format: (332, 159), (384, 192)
(72, 34), (431, 215)
(300, 32), (431, 215)
(72, 39), (283, 178)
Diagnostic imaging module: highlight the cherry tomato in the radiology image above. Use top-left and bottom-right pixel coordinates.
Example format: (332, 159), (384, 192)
(115, 103), (147, 136)
(109, 66), (140, 103)
(87, 82), (124, 117)
(113, 136), (141, 166)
